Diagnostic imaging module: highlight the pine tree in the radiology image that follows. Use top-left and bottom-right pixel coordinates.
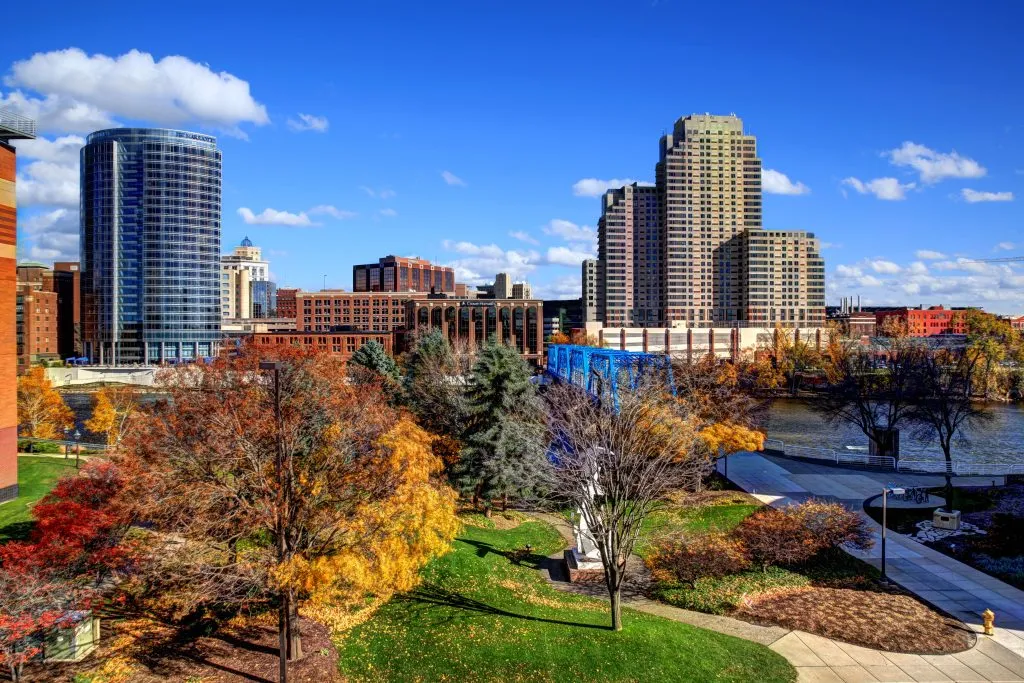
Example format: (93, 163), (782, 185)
(458, 342), (548, 512)
(349, 340), (399, 385)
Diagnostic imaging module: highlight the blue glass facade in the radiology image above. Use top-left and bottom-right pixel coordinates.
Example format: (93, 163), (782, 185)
(251, 280), (278, 318)
(81, 129), (222, 363)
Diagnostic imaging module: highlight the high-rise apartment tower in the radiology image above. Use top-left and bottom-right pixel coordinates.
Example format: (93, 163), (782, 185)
(81, 128), (222, 363)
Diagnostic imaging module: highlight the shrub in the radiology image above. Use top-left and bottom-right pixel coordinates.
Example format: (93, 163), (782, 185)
(978, 514), (1024, 558)
(647, 533), (749, 587)
(974, 554), (1024, 584)
(735, 499), (872, 570)
(17, 439), (63, 454)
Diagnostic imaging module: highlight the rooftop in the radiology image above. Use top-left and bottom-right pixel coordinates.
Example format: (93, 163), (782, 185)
(0, 107), (37, 141)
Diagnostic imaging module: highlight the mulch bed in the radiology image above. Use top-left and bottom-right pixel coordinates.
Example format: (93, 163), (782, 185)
(736, 586), (975, 654)
(22, 615), (340, 682)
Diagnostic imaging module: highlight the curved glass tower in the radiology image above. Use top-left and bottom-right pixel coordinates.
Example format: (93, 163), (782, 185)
(81, 128), (222, 364)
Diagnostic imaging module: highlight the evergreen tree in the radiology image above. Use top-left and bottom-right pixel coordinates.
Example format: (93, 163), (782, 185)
(458, 342), (548, 512)
(349, 340), (399, 386)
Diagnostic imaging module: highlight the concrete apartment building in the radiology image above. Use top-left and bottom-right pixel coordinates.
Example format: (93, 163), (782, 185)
(582, 259), (599, 322)
(741, 230), (826, 327)
(222, 237), (269, 319)
(296, 290), (430, 332)
(1, 106), (36, 502)
(353, 255), (455, 293)
(656, 114), (761, 326)
(592, 114), (825, 330)
(597, 183), (661, 326)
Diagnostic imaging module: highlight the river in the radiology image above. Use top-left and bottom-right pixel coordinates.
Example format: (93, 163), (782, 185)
(766, 399), (1024, 465)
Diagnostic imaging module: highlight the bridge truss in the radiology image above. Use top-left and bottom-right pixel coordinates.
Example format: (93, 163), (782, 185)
(545, 344), (675, 408)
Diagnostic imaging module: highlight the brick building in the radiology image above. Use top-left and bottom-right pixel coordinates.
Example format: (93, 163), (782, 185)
(296, 290), (429, 332)
(1, 107), (36, 502)
(16, 263), (59, 372)
(353, 255), (455, 293)
(1008, 315), (1024, 332)
(250, 330), (393, 363)
(405, 297), (545, 364)
(875, 306), (970, 337)
(276, 288), (298, 320)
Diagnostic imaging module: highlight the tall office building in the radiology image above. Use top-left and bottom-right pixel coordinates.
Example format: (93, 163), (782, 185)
(597, 183), (661, 326)
(656, 114), (761, 325)
(741, 230), (825, 327)
(251, 280), (278, 318)
(493, 272), (512, 299)
(53, 262), (82, 358)
(582, 259), (599, 322)
(353, 255), (455, 293)
(221, 237), (269, 319)
(511, 282), (532, 299)
(81, 128), (222, 363)
(1, 107), (36, 501)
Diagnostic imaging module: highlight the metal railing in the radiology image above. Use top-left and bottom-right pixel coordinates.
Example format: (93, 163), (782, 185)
(763, 438), (1023, 475)
(20, 437), (109, 452)
(0, 107), (37, 139)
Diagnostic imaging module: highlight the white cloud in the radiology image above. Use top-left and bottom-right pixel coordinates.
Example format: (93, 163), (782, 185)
(572, 177), (637, 197)
(858, 275), (883, 287)
(4, 48), (269, 131)
(308, 205), (356, 219)
(961, 188), (1013, 203)
(11, 135), (83, 208)
(359, 186), (396, 199)
(237, 207), (315, 227)
(441, 170), (466, 187)
(997, 241), (1016, 251)
(915, 249), (947, 260)
(762, 169), (810, 195)
(12, 134), (84, 164)
(869, 259), (901, 274)
(546, 246), (595, 266)
(842, 176), (915, 200)
(907, 261), (929, 275)
(820, 242), (842, 250)
(0, 90), (115, 133)
(532, 274), (582, 300)
(887, 142), (985, 183)
(440, 240), (539, 285)
(542, 219), (595, 244)
(287, 113), (329, 133)
(378, 208), (397, 218)
(836, 264), (863, 277)
(509, 231), (539, 245)
(20, 207), (79, 262)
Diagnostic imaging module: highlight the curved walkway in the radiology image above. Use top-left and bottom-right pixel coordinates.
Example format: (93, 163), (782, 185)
(718, 452), (1024, 682)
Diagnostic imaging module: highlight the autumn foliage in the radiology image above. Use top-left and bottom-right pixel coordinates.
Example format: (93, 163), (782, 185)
(16, 366), (73, 439)
(117, 345), (458, 660)
(84, 386), (140, 445)
(735, 501), (872, 570)
(648, 533), (750, 587)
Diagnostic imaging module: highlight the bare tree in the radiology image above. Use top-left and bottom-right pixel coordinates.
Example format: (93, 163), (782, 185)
(545, 380), (703, 631)
(402, 330), (475, 441)
(910, 347), (991, 511)
(811, 318), (925, 458)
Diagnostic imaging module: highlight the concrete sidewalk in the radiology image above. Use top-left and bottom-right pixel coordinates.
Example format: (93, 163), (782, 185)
(720, 452), (1024, 682)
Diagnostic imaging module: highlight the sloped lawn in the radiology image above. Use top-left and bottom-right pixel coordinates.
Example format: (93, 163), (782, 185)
(0, 456), (79, 542)
(336, 517), (795, 682)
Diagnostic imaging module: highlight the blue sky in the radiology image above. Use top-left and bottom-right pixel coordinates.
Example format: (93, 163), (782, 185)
(4, 0), (1023, 311)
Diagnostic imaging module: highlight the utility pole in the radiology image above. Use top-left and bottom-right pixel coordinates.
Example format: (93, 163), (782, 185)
(260, 360), (286, 683)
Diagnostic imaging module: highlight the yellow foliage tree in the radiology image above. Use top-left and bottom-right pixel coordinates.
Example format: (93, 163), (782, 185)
(16, 366), (74, 439)
(699, 422), (765, 455)
(85, 387), (140, 445)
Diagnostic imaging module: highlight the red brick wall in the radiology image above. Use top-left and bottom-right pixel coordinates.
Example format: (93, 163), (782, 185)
(0, 144), (19, 499)
(250, 332), (394, 364)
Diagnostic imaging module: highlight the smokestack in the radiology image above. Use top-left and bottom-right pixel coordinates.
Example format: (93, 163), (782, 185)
(857, 295), (861, 312)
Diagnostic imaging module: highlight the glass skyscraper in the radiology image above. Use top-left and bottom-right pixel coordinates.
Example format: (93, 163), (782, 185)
(81, 128), (222, 364)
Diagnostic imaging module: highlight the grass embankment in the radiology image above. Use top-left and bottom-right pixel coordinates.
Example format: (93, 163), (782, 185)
(0, 456), (79, 542)
(336, 515), (795, 683)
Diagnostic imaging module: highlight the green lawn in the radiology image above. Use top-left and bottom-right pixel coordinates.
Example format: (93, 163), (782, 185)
(336, 518), (795, 682)
(0, 456), (79, 542)
(635, 496), (761, 557)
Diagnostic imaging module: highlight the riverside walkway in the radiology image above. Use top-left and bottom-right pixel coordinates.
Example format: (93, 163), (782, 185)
(720, 452), (1024, 682)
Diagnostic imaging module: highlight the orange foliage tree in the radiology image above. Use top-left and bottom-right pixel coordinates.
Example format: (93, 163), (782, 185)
(84, 386), (140, 445)
(16, 366), (73, 439)
(118, 346), (458, 669)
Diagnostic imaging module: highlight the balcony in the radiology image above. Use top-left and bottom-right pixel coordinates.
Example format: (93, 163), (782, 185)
(0, 107), (37, 140)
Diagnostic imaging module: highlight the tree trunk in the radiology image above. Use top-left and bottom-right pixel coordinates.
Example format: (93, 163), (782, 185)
(484, 506), (492, 518)
(287, 590), (303, 661)
(609, 587), (622, 632)
(942, 443), (955, 512)
(278, 591), (288, 683)
(502, 494), (508, 512)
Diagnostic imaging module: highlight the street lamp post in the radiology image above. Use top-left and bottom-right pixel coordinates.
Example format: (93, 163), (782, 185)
(73, 429), (82, 469)
(64, 426), (72, 460)
(881, 486), (905, 582)
(259, 361), (288, 683)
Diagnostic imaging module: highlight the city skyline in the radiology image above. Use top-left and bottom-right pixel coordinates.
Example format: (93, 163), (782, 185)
(2, 2), (1023, 312)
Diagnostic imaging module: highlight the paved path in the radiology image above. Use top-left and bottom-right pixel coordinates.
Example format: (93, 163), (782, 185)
(719, 452), (1024, 682)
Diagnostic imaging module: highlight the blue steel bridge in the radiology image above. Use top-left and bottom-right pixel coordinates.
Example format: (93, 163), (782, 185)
(544, 344), (675, 407)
